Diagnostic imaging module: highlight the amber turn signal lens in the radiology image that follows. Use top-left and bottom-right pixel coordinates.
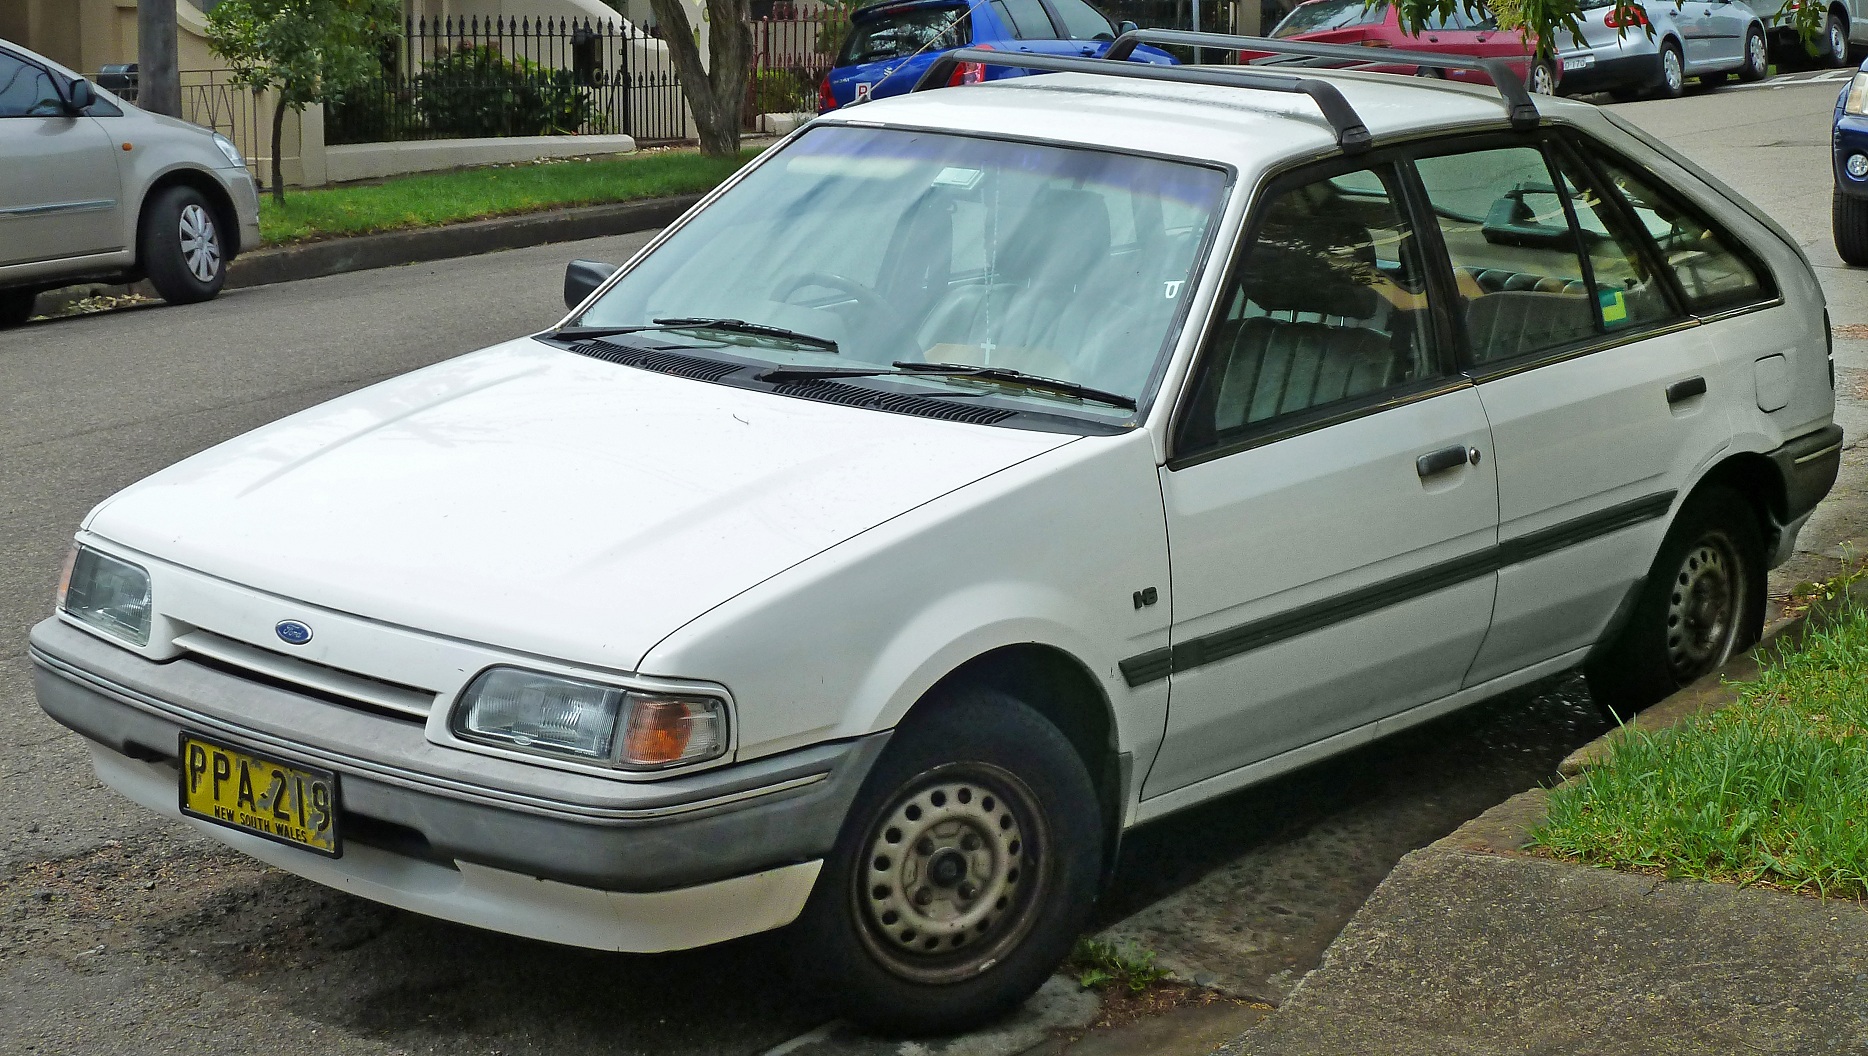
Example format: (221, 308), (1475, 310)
(619, 692), (727, 767)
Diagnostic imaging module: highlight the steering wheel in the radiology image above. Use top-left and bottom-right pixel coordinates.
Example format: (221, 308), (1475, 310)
(774, 271), (922, 358)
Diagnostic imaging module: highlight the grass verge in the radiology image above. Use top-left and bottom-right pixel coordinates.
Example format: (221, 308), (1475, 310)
(257, 148), (762, 246)
(1532, 595), (1868, 898)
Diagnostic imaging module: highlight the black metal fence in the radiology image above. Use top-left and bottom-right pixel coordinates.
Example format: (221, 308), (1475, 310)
(98, 68), (268, 183)
(327, 16), (688, 146)
(745, 15), (839, 128)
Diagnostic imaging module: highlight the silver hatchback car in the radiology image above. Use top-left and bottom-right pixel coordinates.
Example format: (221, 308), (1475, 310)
(0, 38), (261, 327)
(1556, 0), (1770, 99)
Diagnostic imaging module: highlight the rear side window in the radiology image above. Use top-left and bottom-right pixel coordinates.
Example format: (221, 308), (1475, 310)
(1273, 0), (1389, 36)
(1178, 164), (1438, 454)
(0, 53), (63, 118)
(992, 0), (1061, 37)
(1582, 148), (1776, 314)
(839, 7), (973, 64)
(1049, 0), (1116, 38)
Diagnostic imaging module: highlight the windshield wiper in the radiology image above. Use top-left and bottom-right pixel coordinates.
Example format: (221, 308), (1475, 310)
(757, 361), (1137, 410)
(652, 317), (839, 352)
(547, 319), (838, 352)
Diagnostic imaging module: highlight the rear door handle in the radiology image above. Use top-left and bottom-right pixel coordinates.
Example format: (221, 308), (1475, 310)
(1417, 444), (1480, 478)
(1666, 376), (1708, 404)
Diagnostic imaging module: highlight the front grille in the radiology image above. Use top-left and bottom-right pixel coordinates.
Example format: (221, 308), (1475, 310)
(176, 630), (436, 722)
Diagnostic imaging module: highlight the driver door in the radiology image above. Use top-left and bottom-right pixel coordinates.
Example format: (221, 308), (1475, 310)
(0, 50), (124, 265)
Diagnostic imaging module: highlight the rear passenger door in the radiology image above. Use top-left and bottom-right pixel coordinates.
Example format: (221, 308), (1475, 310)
(1408, 137), (1733, 687)
(1143, 162), (1500, 803)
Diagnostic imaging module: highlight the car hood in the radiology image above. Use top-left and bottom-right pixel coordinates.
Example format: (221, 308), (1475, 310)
(87, 338), (1073, 671)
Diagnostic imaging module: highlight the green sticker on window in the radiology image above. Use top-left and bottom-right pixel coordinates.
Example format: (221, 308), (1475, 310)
(1599, 287), (1629, 327)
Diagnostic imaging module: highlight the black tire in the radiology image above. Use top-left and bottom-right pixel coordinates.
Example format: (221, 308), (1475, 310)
(1655, 39), (1686, 98)
(1528, 60), (1558, 95)
(1586, 486), (1765, 720)
(139, 185), (226, 305)
(0, 289), (35, 328)
(796, 688), (1102, 1035)
(1821, 7), (1850, 67)
(1835, 191), (1868, 266)
(1739, 24), (1769, 81)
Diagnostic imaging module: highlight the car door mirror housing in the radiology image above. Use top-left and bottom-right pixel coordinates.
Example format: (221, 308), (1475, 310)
(1117, 19), (1139, 34)
(564, 259), (619, 310)
(64, 77), (96, 114)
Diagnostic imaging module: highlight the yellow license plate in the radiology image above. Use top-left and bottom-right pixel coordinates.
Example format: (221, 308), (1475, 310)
(178, 734), (341, 857)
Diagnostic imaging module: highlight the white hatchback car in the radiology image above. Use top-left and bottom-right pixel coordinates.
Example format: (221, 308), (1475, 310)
(0, 38), (261, 326)
(32, 32), (1840, 1032)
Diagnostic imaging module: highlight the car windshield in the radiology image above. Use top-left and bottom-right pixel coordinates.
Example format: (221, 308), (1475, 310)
(1273, 0), (1389, 36)
(839, 6), (972, 64)
(572, 126), (1229, 420)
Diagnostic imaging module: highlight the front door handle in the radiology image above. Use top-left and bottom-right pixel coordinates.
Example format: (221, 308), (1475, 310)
(1666, 376), (1708, 404)
(1417, 444), (1479, 478)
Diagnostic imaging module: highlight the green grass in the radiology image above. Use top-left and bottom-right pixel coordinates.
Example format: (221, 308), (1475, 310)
(1532, 598), (1868, 899)
(257, 148), (763, 246)
(1066, 938), (1172, 993)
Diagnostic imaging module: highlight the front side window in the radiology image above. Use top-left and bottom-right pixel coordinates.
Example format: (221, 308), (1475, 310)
(839, 7), (972, 64)
(574, 126), (1228, 424)
(993, 0), (1062, 37)
(1583, 148), (1775, 314)
(0, 53), (63, 118)
(1178, 165), (1438, 455)
(1049, 0), (1117, 38)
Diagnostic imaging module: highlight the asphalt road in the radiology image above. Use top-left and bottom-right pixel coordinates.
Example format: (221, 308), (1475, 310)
(0, 75), (1859, 1056)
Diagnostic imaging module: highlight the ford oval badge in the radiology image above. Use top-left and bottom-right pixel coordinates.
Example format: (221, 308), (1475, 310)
(275, 620), (314, 646)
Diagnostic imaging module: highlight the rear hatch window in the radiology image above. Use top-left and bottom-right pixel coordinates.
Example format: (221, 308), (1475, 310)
(839, 5), (972, 65)
(1272, 0), (1389, 36)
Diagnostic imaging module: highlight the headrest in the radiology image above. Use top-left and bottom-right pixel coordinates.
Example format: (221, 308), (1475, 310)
(996, 188), (1113, 287)
(1240, 242), (1381, 319)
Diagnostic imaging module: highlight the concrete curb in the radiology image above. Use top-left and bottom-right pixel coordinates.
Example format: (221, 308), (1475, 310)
(32, 193), (702, 317)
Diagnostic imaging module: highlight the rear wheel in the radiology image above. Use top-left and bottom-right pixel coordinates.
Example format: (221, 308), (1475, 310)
(139, 185), (226, 305)
(0, 289), (35, 328)
(1740, 25), (1769, 81)
(1585, 486), (1764, 720)
(1655, 40), (1686, 98)
(796, 688), (1102, 1034)
(1822, 8), (1850, 67)
(1835, 191), (1868, 266)
(1528, 61), (1558, 95)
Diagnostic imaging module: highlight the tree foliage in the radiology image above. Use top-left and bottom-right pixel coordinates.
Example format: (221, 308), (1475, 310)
(206, 0), (401, 200)
(646, 0), (752, 158)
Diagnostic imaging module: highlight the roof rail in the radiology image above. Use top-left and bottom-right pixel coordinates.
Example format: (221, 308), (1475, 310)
(912, 49), (1373, 151)
(1106, 29), (1540, 131)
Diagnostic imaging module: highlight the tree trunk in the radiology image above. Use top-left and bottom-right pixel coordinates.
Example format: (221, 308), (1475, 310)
(647, 0), (750, 158)
(270, 100), (287, 204)
(137, 0), (182, 118)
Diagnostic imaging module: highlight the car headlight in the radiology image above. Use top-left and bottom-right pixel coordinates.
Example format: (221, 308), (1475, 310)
(453, 666), (729, 769)
(1846, 71), (1868, 115)
(58, 545), (152, 646)
(211, 132), (245, 169)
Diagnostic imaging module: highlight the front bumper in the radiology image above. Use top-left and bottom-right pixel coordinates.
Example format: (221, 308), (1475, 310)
(1833, 115), (1868, 200)
(32, 617), (888, 951)
(218, 165), (262, 258)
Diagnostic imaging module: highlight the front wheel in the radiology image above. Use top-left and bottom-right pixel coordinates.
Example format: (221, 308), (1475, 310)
(139, 185), (226, 305)
(1739, 25), (1769, 81)
(1655, 40), (1686, 98)
(796, 688), (1102, 1034)
(1835, 191), (1868, 266)
(1528, 61), (1558, 95)
(1822, 9), (1850, 67)
(1586, 486), (1765, 720)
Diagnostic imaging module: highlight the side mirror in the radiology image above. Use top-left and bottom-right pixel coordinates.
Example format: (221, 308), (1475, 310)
(564, 259), (619, 311)
(1117, 19), (1140, 34)
(65, 77), (96, 115)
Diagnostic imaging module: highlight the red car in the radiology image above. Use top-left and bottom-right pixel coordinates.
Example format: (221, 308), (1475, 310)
(1246, 0), (1556, 95)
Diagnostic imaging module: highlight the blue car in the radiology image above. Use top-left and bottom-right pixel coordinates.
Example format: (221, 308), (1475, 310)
(819, 0), (1176, 111)
(1837, 58), (1868, 264)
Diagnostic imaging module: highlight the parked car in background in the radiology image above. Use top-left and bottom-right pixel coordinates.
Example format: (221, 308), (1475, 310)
(0, 37), (260, 328)
(1555, 0), (1768, 99)
(1834, 59), (1868, 261)
(1751, 0), (1858, 67)
(1252, 0), (1557, 94)
(819, 0), (1175, 110)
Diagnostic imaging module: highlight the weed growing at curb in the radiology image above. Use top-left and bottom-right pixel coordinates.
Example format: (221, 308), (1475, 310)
(1533, 597), (1868, 898)
(1067, 938), (1172, 993)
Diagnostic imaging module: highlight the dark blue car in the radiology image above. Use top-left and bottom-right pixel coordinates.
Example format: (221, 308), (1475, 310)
(1835, 58), (1868, 263)
(818, 0), (1176, 111)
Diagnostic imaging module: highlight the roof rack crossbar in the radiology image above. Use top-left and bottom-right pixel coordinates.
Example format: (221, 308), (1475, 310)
(1106, 29), (1541, 131)
(912, 48), (1373, 151)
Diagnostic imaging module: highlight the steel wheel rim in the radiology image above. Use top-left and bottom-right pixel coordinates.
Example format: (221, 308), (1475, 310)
(180, 204), (221, 283)
(1748, 33), (1766, 73)
(1663, 48), (1683, 91)
(1665, 534), (1742, 681)
(852, 762), (1049, 985)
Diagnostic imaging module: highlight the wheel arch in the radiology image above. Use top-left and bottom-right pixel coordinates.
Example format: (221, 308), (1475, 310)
(914, 643), (1126, 880)
(1687, 449), (1786, 544)
(136, 167), (242, 264)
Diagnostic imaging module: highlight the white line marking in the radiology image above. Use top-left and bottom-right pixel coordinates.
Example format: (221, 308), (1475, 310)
(762, 1022), (845, 1056)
